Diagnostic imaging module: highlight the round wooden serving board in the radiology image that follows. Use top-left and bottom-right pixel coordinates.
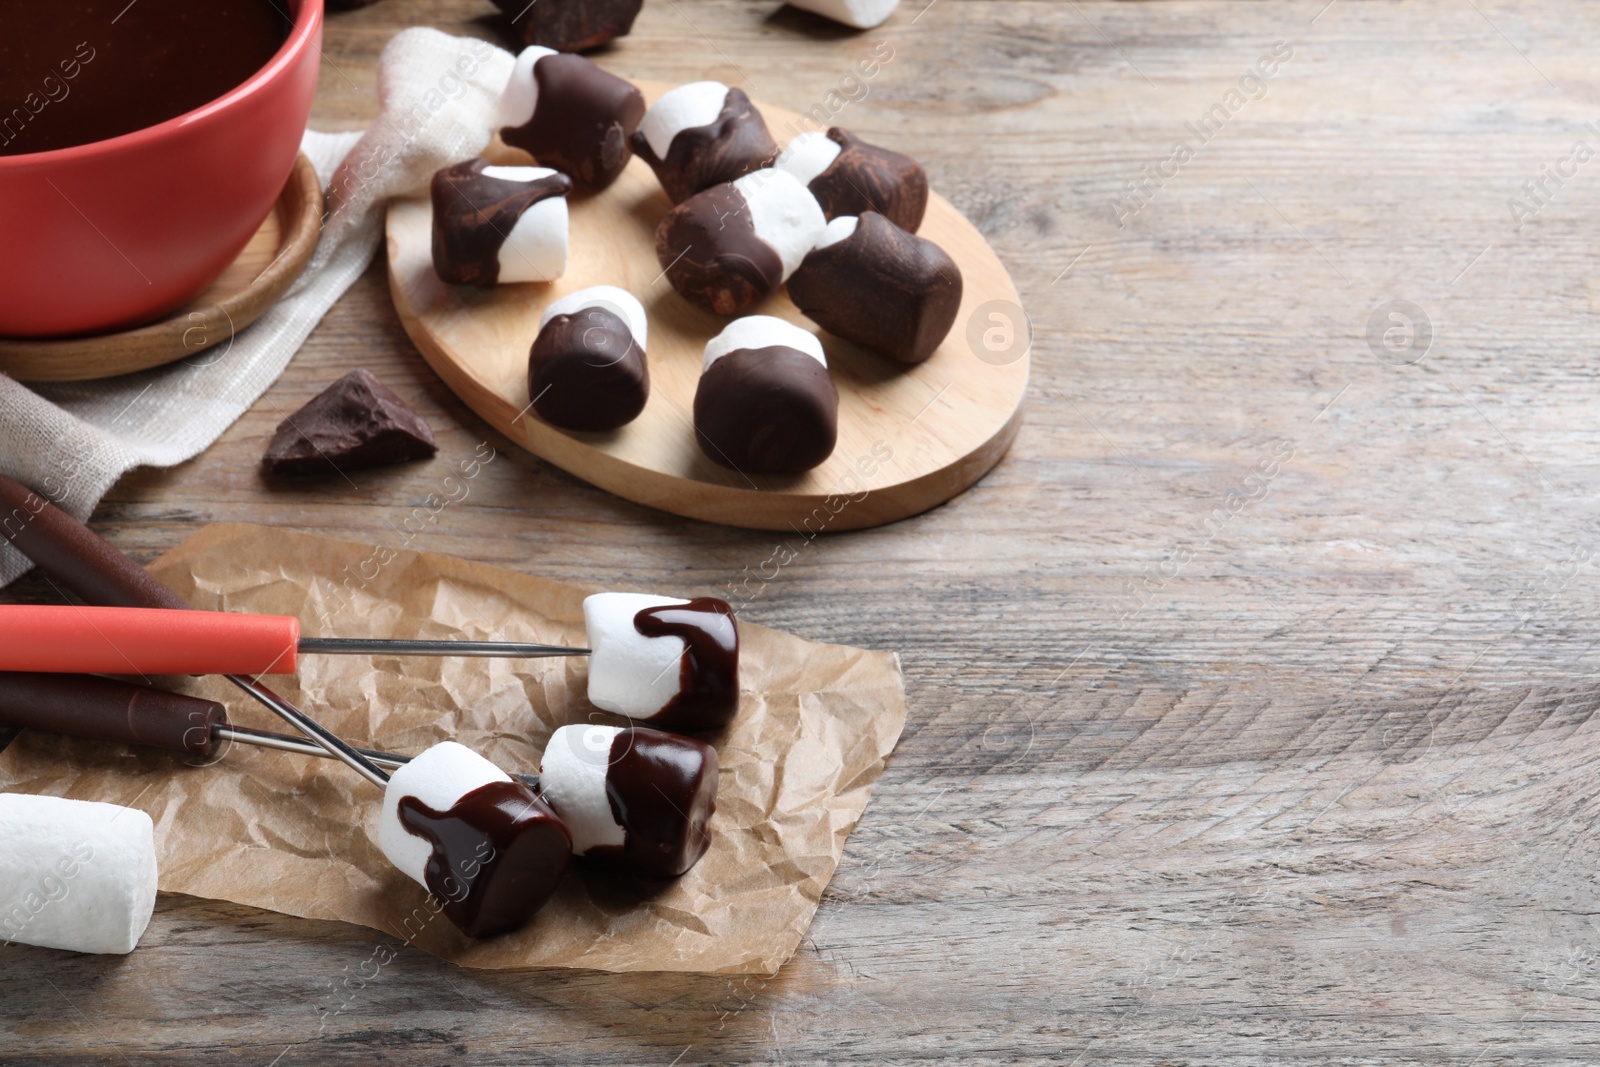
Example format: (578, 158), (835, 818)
(0, 152), (323, 383)
(387, 84), (1028, 532)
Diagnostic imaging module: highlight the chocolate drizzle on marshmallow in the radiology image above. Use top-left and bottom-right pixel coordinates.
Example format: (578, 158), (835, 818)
(631, 83), (779, 204)
(499, 50), (645, 191)
(633, 598), (741, 732)
(431, 158), (572, 286)
(787, 211), (962, 365)
(529, 286), (650, 432)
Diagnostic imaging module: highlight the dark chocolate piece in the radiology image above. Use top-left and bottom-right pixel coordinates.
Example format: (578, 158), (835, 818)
(631, 88), (778, 205)
(430, 158), (571, 287)
(261, 369), (438, 477)
(585, 728), (719, 878)
(808, 128), (929, 233)
(787, 211), (962, 365)
(693, 347), (838, 473)
(492, 0), (642, 52)
(398, 779), (572, 939)
(501, 54), (645, 190)
(633, 598), (741, 731)
(655, 183), (782, 316)
(528, 306), (649, 432)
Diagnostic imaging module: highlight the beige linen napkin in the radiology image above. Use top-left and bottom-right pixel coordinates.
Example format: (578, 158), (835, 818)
(0, 28), (517, 588)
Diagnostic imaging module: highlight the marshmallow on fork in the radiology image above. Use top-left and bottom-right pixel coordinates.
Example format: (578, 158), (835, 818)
(379, 742), (572, 939)
(583, 593), (741, 731)
(631, 81), (779, 204)
(655, 168), (826, 316)
(529, 286), (651, 432)
(776, 127), (928, 233)
(784, 0), (900, 28)
(694, 316), (839, 473)
(431, 159), (572, 286)
(540, 724), (718, 878)
(0, 793), (157, 955)
(496, 47), (645, 191)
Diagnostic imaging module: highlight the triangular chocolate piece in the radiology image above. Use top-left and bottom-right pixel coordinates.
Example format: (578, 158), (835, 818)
(261, 369), (438, 477)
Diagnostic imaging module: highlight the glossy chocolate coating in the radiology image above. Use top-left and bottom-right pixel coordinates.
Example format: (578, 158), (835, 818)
(0, 0), (289, 157)
(501, 54), (645, 190)
(787, 212), (963, 366)
(655, 184), (782, 316)
(808, 128), (929, 233)
(694, 347), (839, 474)
(492, 0), (643, 52)
(631, 88), (778, 205)
(397, 779), (572, 939)
(431, 158), (572, 287)
(528, 307), (649, 432)
(261, 369), (438, 476)
(634, 598), (741, 731)
(585, 728), (718, 878)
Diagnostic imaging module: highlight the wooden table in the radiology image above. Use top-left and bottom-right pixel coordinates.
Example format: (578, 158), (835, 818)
(9, 0), (1600, 1062)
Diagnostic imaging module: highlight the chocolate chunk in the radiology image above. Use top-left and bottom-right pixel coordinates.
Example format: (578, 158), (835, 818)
(810, 127), (928, 233)
(654, 183), (783, 316)
(431, 158), (571, 287)
(694, 346), (839, 474)
(501, 54), (645, 190)
(528, 306), (650, 432)
(788, 211), (962, 365)
(493, 0), (643, 52)
(261, 369), (438, 477)
(631, 87), (778, 205)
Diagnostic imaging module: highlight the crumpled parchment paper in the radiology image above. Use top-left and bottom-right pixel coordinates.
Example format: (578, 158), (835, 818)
(0, 524), (907, 973)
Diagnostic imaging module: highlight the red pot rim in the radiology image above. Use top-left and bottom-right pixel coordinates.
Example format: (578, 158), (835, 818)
(0, 0), (324, 173)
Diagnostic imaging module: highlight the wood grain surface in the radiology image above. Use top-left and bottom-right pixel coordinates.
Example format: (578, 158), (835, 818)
(388, 83), (1028, 532)
(8, 0), (1600, 1064)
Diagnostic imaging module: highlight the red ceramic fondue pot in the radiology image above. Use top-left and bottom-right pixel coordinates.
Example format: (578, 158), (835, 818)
(0, 0), (323, 339)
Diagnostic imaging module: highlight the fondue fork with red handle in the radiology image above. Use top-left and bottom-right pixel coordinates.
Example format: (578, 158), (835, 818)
(0, 604), (591, 676)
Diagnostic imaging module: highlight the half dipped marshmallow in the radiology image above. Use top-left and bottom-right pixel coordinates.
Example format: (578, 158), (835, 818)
(694, 316), (839, 473)
(583, 593), (741, 731)
(540, 724), (718, 878)
(529, 286), (651, 432)
(431, 159), (572, 286)
(631, 81), (778, 204)
(0, 793), (157, 955)
(655, 169), (826, 316)
(785, 0), (899, 28)
(775, 127), (928, 233)
(379, 741), (572, 939)
(497, 47), (646, 190)
(788, 211), (963, 365)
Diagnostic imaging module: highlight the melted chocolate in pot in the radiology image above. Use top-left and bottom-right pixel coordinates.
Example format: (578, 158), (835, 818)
(398, 779), (572, 939)
(632, 598), (740, 731)
(0, 0), (292, 157)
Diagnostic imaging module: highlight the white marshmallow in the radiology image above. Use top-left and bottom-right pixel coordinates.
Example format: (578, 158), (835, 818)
(481, 166), (569, 283)
(0, 793), (157, 955)
(639, 81), (729, 159)
(786, 0), (899, 28)
(775, 130), (843, 186)
(494, 46), (559, 130)
(732, 169), (827, 282)
(540, 285), (649, 350)
(815, 215), (859, 250)
(539, 724), (626, 854)
(584, 592), (694, 720)
(379, 742), (513, 891)
(703, 315), (827, 372)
